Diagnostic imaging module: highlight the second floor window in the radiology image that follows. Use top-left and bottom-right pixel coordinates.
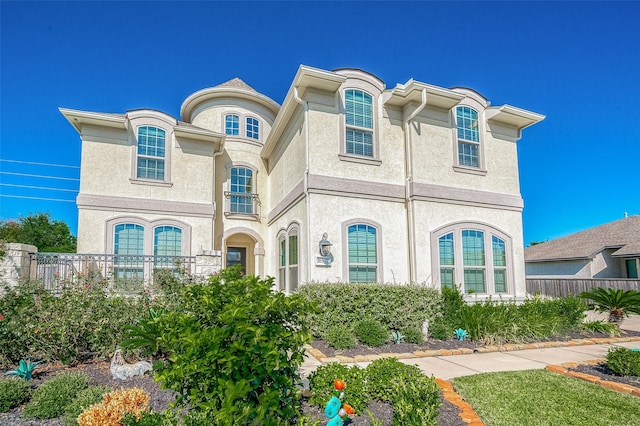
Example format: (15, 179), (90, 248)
(137, 126), (166, 180)
(230, 166), (254, 214)
(225, 114), (239, 136)
(246, 117), (259, 140)
(345, 89), (373, 157)
(456, 106), (480, 168)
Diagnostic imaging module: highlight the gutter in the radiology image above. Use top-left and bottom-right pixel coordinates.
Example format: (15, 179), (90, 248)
(293, 87), (311, 284)
(404, 89), (427, 283)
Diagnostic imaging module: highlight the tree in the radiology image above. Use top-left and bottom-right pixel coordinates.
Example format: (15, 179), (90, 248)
(0, 213), (76, 253)
(579, 287), (640, 325)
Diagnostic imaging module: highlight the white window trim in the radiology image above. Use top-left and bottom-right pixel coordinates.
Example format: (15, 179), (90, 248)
(105, 216), (191, 256)
(128, 114), (174, 187)
(431, 222), (513, 295)
(277, 222), (300, 293)
(452, 103), (487, 176)
(341, 218), (383, 283)
(224, 162), (259, 221)
(339, 82), (381, 166)
(221, 111), (263, 146)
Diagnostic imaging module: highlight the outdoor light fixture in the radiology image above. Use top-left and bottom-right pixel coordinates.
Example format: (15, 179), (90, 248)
(318, 232), (333, 266)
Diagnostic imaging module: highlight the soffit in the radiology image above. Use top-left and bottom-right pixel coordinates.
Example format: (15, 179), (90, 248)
(384, 80), (465, 110)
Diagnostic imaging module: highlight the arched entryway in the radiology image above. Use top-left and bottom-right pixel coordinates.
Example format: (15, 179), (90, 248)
(222, 227), (264, 277)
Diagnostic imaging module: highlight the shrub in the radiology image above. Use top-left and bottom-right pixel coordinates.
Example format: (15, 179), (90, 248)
(296, 283), (441, 339)
(580, 287), (640, 325)
(581, 320), (620, 335)
(0, 377), (31, 412)
(354, 320), (388, 347)
(23, 371), (90, 419)
(606, 347), (640, 376)
(389, 376), (440, 425)
(402, 327), (424, 344)
(365, 357), (424, 402)
(307, 362), (369, 414)
(77, 387), (150, 426)
(324, 324), (356, 350)
(122, 411), (176, 426)
(429, 285), (465, 340)
(153, 266), (312, 424)
(62, 385), (111, 426)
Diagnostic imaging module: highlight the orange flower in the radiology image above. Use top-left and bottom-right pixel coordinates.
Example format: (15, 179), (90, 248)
(334, 379), (346, 391)
(343, 404), (355, 415)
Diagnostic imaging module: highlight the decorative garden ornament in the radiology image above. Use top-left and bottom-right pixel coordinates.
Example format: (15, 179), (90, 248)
(454, 328), (469, 341)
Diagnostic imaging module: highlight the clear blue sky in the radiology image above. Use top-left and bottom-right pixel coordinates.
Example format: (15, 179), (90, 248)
(1, 1), (638, 245)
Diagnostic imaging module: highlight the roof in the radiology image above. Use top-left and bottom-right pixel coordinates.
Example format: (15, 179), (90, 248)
(525, 215), (640, 262)
(215, 77), (258, 92)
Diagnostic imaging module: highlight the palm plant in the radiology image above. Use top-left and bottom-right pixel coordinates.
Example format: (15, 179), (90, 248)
(579, 287), (640, 326)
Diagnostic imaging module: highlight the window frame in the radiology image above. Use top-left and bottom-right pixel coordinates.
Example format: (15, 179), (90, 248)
(105, 217), (191, 258)
(225, 162), (259, 218)
(432, 222), (512, 294)
(220, 112), (263, 145)
(452, 103), (487, 176)
(338, 83), (381, 166)
(128, 112), (173, 187)
(342, 218), (383, 283)
(276, 223), (300, 293)
(225, 114), (240, 136)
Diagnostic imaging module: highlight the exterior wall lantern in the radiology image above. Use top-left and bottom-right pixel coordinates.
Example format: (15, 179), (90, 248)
(317, 232), (333, 266)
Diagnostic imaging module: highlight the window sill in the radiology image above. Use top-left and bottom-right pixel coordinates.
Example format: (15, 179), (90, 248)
(224, 212), (260, 222)
(224, 136), (263, 147)
(338, 154), (382, 166)
(129, 178), (173, 187)
(453, 165), (487, 176)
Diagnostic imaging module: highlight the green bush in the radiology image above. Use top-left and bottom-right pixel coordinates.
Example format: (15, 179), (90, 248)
(296, 283), (441, 339)
(122, 410), (176, 426)
(0, 278), (149, 367)
(389, 375), (440, 425)
(62, 385), (111, 426)
(0, 377), (31, 412)
(153, 266), (312, 424)
(429, 285), (465, 340)
(307, 362), (369, 414)
(23, 371), (90, 419)
(365, 357), (424, 402)
(402, 327), (424, 344)
(354, 320), (388, 347)
(606, 347), (640, 376)
(581, 320), (620, 335)
(324, 324), (356, 350)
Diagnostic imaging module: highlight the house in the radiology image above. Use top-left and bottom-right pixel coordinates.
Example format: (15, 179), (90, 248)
(524, 215), (640, 279)
(60, 65), (543, 297)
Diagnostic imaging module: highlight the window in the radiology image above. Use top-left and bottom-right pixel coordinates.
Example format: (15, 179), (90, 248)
(137, 126), (166, 180)
(348, 224), (378, 283)
(230, 167), (254, 214)
(345, 89), (373, 157)
(627, 259), (638, 279)
(225, 114), (239, 136)
(114, 224), (144, 280)
(277, 226), (299, 292)
(434, 224), (511, 294)
(246, 117), (259, 140)
(456, 106), (480, 168)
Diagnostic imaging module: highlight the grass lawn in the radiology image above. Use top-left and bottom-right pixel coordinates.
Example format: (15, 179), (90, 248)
(453, 369), (640, 426)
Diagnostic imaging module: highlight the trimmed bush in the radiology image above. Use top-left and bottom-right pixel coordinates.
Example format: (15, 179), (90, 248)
(606, 347), (640, 376)
(325, 324), (356, 350)
(23, 371), (90, 419)
(62, 385), (112, 426)
(365, 357), (425, 402)
(0, 377), (31, 412)
(297, 283), (441, 339)
(354, 320), (388, 347)
(77, 387), (150, 426)
(402, 327), (424, 344)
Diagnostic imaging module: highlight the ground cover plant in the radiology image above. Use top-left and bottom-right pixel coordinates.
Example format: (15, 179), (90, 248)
(0, 377), (31, 413)
(308, 358), (441, 425)
(23, 371), (91, 419)
(453, 369), (640, 426)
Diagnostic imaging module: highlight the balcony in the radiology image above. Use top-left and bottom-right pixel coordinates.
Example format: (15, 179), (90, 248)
(224, 191), (261, 219)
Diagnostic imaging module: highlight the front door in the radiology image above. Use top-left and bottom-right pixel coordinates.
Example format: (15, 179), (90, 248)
(226, 247), (247, 272)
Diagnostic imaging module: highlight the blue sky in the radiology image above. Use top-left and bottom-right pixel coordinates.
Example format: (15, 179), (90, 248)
(1, 1), (638, 245)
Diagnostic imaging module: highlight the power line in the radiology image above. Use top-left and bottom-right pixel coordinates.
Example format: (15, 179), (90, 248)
(0, 194), (75, 203)
(0, 183), (78, 193)
(0, 172), (80, 181)
(0, 159), (79, 169)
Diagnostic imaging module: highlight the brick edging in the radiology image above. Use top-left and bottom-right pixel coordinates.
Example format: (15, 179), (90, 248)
(305, 336), (640, 364)
(436, 378), (485, 425)
(545, 360), (640, 397)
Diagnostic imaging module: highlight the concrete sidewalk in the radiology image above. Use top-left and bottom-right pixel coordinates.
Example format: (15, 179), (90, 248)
(300, 314), (640, 380)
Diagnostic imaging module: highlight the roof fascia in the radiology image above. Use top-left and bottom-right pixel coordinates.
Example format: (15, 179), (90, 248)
(384, 80), (465, 111)
(59, 107), (127, 133)
(174, 124), (225, 153)
(180, 86), (280, 123)
(262, 65), (346, 159)
(525, 256), (592, 263)
(486, 105), (545, 132)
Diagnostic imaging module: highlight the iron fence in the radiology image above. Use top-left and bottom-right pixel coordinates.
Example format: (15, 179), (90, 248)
(30, 252), (196, 293)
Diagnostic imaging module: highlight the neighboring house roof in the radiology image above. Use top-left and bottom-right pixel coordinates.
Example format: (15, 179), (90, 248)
(524, 215), (640, 262)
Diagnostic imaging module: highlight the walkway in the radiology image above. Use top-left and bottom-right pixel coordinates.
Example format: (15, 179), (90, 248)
(300, 314), (640, 380)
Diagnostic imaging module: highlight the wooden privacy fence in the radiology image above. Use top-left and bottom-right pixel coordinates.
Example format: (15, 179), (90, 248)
(526, 278), (640, 298)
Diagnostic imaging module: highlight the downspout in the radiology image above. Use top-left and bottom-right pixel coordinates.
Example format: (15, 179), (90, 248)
(404, 89), (427, 283)
(293, 87), (311, 283)
(212, 138), (225, 260)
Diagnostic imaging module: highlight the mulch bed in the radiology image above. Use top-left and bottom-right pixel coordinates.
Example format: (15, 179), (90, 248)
(570, 362), (640, 389)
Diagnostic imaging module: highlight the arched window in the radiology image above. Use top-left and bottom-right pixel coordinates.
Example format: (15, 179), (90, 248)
(136, 126), (166, 180)
(225, 114), (239, 136)
(345, 89), (374, 157)
(230, 167), (254, 214)
(154, 226), (182, 257)
(277, 224), (299, 293)
(114, 223), (144, 280)
(347, 223), (378, 283)
(456, 106), (480, 168)
(434, 223), (511, 294)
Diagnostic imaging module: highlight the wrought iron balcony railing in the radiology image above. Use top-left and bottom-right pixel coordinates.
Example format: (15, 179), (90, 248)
(224, 191), (260, 218)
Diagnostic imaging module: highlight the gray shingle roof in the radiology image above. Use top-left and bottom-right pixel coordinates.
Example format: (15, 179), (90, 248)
(524, 215), (640, 262)
(215, 78), (257, 92)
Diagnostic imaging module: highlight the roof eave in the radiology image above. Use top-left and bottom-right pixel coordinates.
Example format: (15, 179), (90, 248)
(174, 124), (225, 153)
(486, 105), (545, 130)
(59, 107), (127, 133)
(384, 80), (465, 110)
(180, 86), (280, 123)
